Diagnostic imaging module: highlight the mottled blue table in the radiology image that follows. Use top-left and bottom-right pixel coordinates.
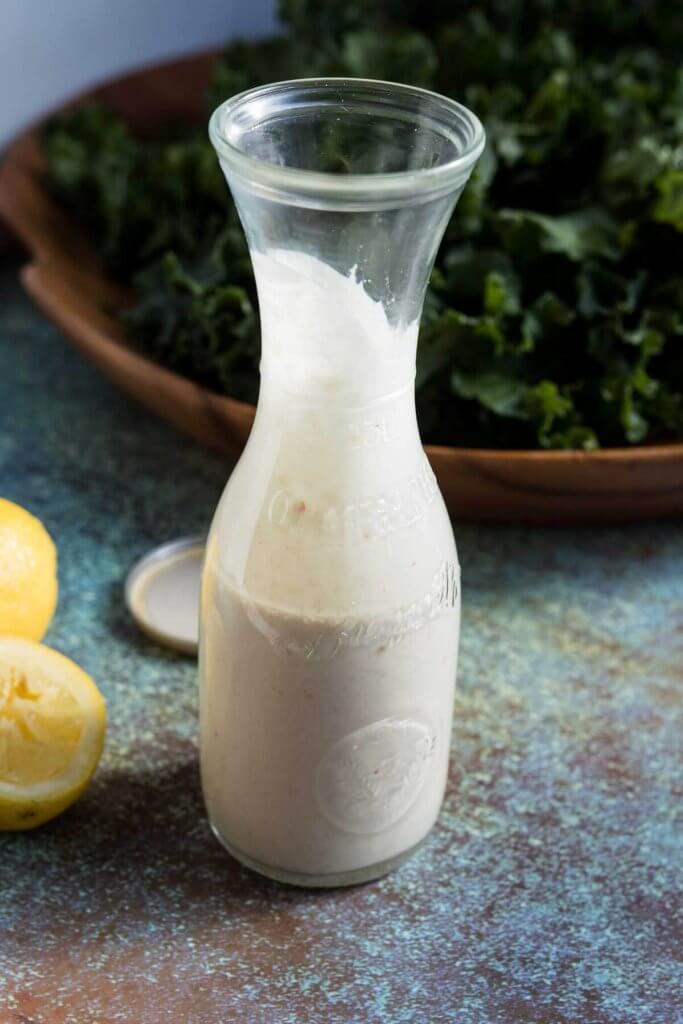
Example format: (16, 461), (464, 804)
(0, 258), (681, 1024)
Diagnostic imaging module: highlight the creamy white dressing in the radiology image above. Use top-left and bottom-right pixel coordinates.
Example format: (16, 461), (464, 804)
(199, 249), (460, 884)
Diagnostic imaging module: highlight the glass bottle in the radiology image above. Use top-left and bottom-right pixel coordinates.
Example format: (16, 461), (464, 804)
(202, 79), (484, 886)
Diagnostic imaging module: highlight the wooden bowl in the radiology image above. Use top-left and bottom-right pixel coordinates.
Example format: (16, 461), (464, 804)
(2, 52), (682, 524)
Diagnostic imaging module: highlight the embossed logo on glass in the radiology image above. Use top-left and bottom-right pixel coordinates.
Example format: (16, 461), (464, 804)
(244, 560), (459, 661)
(347, 414), (396, 450)
(267, 454), (438, 542)
(316, 718), (437, 834)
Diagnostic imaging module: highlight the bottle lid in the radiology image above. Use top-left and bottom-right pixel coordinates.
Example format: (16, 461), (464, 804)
(125, 536), (205, 655)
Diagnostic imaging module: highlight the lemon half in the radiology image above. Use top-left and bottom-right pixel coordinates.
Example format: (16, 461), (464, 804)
(0, 638), (106, 829)
(0, 498), (58, 641)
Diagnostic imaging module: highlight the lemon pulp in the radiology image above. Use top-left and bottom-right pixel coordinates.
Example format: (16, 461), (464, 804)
(0, 638), (106, 829)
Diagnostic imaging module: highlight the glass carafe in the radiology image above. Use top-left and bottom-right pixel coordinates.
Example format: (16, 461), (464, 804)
(202, 79), (484, 887)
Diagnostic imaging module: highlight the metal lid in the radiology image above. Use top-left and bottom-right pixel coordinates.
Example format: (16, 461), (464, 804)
(125, 536), (205, 655)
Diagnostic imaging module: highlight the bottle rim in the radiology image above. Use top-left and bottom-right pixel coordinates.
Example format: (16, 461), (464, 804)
(209, 77), (485, 210)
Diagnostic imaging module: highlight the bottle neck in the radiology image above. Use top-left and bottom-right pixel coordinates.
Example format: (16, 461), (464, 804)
(255, 372), (420, 451)
(253, 247), (420, 408)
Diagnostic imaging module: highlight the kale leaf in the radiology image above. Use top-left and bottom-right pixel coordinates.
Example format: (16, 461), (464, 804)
(42, 0), (683, 449)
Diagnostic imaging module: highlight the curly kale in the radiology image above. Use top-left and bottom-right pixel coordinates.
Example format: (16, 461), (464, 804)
(42, 0), (683, 448)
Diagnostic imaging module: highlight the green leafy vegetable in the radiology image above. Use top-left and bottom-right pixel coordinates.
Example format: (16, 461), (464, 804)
(42, 0), (683, 449)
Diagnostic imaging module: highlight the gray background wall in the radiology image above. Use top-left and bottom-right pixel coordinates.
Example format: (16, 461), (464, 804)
(0, 0), (277, 147)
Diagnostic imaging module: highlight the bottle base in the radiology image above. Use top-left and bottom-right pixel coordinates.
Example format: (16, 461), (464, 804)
(210, 823), (427, 889)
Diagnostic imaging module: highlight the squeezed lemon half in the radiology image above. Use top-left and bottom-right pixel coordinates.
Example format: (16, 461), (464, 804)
(0, 637), (106, 829)
(0, 497), (58, 641)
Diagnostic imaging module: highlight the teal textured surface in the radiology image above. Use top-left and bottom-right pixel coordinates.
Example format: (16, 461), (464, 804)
(0, 261), (681, 1024)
